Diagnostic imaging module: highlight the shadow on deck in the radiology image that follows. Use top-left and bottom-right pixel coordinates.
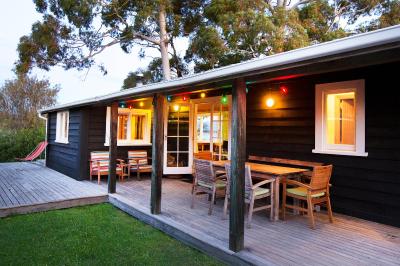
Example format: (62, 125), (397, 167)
(99, 177), (400, 266)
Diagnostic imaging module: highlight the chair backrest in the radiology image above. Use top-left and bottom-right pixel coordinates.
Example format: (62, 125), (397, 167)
(193, 159), (215, 185)
(90, 151), (110, 169)
(224, 163), (253, 198)
(25, 141), (48, 161)
(310, 165), (333, 190)
(128, 150), (148, 165)
(194, 151), (213, 161)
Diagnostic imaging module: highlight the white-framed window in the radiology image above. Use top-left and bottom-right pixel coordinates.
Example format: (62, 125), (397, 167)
(313, 79), (367, 157)
(55, 111), (69, 144)
(105, 107), (152, 146)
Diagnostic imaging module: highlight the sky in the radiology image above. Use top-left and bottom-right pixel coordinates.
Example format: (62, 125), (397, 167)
(0, 0), (188, 104)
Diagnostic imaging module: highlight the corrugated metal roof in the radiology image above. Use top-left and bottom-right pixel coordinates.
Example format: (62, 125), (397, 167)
(40, 24), (400, 113)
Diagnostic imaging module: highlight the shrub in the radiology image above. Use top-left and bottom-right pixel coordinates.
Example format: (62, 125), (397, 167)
(0, 126), (45, 162)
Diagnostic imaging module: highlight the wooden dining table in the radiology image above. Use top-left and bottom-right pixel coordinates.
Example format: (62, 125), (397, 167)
(212, 160), (309, 221)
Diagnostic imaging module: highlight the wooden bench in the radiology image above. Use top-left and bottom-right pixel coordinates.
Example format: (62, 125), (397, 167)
(248, 155), (324, 169)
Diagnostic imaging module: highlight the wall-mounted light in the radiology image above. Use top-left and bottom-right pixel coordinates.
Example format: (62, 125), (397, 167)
(173, 104), (180, 112)
(266, 97), (275, 108)
(139, 101), (144, 107)
(182, 95), (189, 101)
(200, 92), (206, 98)
(167, 95), (172, 102)
(119, 101), (126, 108)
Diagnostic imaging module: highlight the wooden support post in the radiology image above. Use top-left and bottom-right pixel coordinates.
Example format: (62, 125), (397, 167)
(229, 78), (246, 252)
(151, 93), (165, 214)
(108, 102), (118, 194)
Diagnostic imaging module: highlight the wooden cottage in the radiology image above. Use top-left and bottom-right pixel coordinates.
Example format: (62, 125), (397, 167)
(40, 25), (400, 252)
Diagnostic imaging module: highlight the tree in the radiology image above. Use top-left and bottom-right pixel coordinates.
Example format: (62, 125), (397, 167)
(185, 0), (400, 72)
(122, 56), (189, 89)
(16, 0), (201, 80)
(16, 0), (400, 82)
(0, 75), (59, 129)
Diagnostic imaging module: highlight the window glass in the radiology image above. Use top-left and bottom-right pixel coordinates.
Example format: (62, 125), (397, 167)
(197, 114), (210, 141)
(117, 114), (128, 140)
(131, 114), (145, 140)
(314, 79), (367, 157)
(105, 106), (152, 146)
(326, 92), (355, 145)
(56, 111), (69, 143)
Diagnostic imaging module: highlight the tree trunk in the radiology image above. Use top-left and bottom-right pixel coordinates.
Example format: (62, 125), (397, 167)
(159, 5), (171, 80)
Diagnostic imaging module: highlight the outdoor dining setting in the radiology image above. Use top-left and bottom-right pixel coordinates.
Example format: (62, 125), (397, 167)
(191, 154), (334, 229)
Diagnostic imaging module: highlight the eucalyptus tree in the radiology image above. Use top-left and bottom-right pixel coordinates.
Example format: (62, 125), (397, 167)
(16, 0), (198, 80)
(185, 0), (400, 72)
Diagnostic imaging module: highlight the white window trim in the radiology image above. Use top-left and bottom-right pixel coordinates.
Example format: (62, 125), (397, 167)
(313, 79), (368, 157)
(105, 107), (152, 146)
(55, 111), (69, 144)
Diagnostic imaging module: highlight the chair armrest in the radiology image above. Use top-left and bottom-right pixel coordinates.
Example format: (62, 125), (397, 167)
(285, 179), (312, 190)
(252, 179), (274, 189)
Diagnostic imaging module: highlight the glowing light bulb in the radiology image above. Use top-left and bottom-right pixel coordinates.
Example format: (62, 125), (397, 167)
(200, 92), (206, 98)
(266, 98), (275, 108)
(221, 95), (228, 104)
(173, 104), (180, 112)
(139, 102), (144, 107)
(167, 95), (172, 102)
(280, 85), (288, 95)
(182, 95), (189, 101)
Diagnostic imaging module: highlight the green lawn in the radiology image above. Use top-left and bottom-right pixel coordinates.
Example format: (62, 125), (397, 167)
(0, 204), (223, 265)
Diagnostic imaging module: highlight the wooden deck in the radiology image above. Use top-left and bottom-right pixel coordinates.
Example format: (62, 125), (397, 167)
(103, 177), (400, 266)
(0, 162), (107, 217)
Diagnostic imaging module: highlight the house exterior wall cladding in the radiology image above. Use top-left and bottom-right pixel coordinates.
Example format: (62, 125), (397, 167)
(246, 62), (400, 226)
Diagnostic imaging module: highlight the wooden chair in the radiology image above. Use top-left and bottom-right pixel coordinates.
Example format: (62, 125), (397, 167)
(282, 165), (334, 229)
(191, 159), (226, 215)
(223, 163), (274, 228)
(89, 151), (124, 184)
(192, 151), (222, 193)
(127, 150), (152, 180)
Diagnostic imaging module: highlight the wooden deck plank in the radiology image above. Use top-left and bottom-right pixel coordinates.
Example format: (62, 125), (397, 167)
(0, 162), (107, 217)
(101, 178), (400, 266)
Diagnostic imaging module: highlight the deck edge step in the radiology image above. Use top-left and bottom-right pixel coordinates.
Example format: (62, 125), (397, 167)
(0, 195), (108, 217)
(109, 194), (274, 266)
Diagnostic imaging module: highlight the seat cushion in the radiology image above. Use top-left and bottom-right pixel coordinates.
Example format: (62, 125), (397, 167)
(198, 180), (226, 189)
(130, 165), (152, 170)
(287, 187), (325, 198)
(92, 166), (122, 173)
(254, 187), (270, 196)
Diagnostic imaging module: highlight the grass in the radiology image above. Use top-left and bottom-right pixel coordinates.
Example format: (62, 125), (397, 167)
(0, 204), (223, 265)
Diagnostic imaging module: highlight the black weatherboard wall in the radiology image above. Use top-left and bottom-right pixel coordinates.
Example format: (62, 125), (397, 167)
(46, 109), (86, 180)
(83, 106), (152, 180)
(246, 62), (400, 227)
(46, 106), (152, 181)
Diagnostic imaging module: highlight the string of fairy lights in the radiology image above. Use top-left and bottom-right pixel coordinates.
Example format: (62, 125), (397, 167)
(119, 83), (289, 110)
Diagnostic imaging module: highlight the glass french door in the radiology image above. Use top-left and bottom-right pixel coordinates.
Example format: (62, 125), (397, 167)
(194, 98), (230, 161)
(163, 103), (193, 174)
